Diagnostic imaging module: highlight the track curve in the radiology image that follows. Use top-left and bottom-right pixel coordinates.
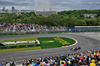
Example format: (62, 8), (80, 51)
(0, 32), (100, 62)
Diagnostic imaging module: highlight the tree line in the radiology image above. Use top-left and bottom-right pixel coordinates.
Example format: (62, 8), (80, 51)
(0, 9), (100, 27)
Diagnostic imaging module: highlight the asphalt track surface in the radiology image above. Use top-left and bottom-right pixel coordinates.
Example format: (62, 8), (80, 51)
(0, 32), (100, 62)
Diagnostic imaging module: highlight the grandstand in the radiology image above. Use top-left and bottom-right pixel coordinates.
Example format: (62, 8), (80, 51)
(1, 23), (100, 34)
(0, 49), (100, 66)
(0, 23), (66, 33)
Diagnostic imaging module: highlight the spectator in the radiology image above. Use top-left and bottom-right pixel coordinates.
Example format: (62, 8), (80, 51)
(1, 49), (100, 66)
(89, 59), (96, 66)
(96, 58), (100, 66)
(0, 23), (66, 33)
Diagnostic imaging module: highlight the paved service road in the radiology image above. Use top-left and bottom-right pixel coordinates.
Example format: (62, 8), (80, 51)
(0, 32), (100, 62)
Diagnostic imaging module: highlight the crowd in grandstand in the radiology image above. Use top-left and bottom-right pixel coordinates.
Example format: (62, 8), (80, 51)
(0, 23), (66, 33)
(0, 49), (100, 66)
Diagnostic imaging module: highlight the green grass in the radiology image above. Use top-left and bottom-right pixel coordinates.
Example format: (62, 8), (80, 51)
(0, 37), (76, 52)
(0, 46), (41, 53)
(0, 37), (38, 42)
(38, 37), (76, 49)
(6, 43), (35, 46)
(38, 37), (61, 49)
(60, 37), (75, 46)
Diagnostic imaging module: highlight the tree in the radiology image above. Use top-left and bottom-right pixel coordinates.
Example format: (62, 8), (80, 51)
(47, 14), (61, 26)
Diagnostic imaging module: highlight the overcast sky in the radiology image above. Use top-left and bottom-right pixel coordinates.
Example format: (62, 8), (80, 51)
(0, 0), (100, 11)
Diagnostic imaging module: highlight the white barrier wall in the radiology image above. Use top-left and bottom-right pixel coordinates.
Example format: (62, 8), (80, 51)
(3, 40), (40, 45)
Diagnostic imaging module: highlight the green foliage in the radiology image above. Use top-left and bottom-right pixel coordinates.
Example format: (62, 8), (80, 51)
(0, 9), (100, 27)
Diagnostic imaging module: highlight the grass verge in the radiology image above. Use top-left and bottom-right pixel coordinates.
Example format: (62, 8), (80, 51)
(0, 46), (41, 53)
(0, 37), (76, 52)
(0, 37), (38, 42)
(38, 37), (76, 49)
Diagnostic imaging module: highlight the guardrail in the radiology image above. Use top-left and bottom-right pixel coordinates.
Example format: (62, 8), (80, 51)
(0, 30), (100, 36)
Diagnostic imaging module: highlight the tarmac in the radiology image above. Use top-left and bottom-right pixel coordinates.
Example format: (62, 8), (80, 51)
(0, 32), (100, 62)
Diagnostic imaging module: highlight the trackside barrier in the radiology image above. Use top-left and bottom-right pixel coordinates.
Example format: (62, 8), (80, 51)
(0, 30), (100, 36)
(0, 44), (40, 49)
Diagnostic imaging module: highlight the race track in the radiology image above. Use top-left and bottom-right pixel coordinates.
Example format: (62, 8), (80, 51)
(0, 32), (100, 62)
